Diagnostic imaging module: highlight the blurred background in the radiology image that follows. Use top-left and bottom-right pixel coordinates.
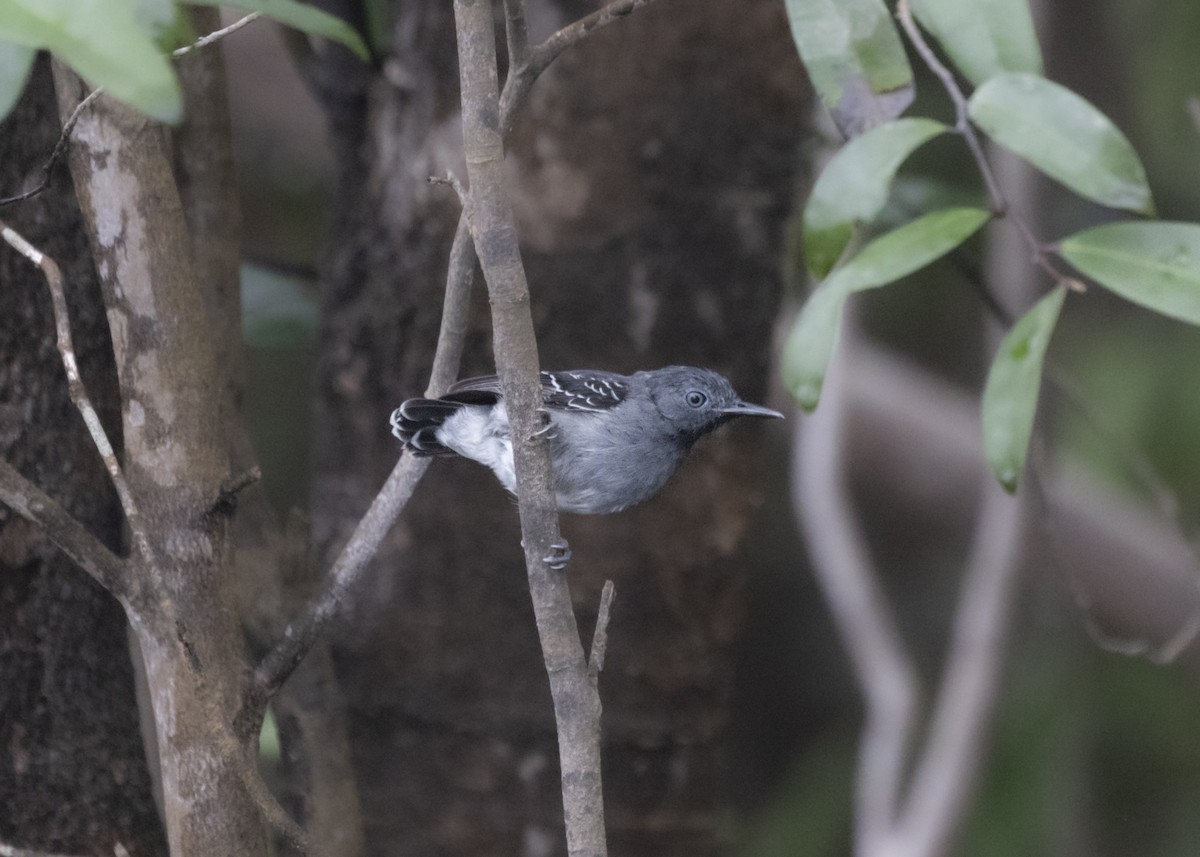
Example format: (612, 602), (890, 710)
(221, 0), (1200, 854)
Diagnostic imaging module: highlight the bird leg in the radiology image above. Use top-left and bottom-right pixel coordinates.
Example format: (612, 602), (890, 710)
(531, 407), (558, 439)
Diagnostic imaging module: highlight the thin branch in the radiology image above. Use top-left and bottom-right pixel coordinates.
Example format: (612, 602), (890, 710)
(894, 479), (1025, 857)
(427, 216), (478, 395)
(211, 466), (263, 516)
(0, 221), (154, 568)
(894, 0), (1065, 284)
(454, 2), (606, 856)
(172, 12), (261, 58)
(894, 0), (1002, 209)
(845, 343), (1200, 673)
(499, 0), (659, 132)
(792, 315), (919, 856)
(530, 0), (655, 75)
(248, 169), (478, 712)
(428, 170), (468, 207)
(0, 89), (102, 208)
(588, 581), (616, 678)
(0, 13), (261, 208)
(245, 453), (431, 714)
(502, 0), (531, 70)
(0, 459), (128, 598)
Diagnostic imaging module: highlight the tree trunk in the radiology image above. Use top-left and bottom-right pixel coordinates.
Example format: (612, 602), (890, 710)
(52, 64), (269, 857)
(0, 60), (167, 857)
(311, 1), (808, 853)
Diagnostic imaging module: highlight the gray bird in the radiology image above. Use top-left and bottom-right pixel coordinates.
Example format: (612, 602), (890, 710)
(390, 366), (783, 518)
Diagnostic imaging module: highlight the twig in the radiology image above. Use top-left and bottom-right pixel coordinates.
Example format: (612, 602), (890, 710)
(502, 0), (530, 70)
(427, 216), (478, 395)
(588, 581), (616, 678)
(894, 478), (1025, 857)
(0, 459), (128, 599)
(792, 316), (919, 856)
(0, 221), (154, 568)
(248, 170), (479, 715)
(894, 0), (1065, 285)
(428, 171), (469, 207)
(245, 453), (432, 712)
(0, 89), (102, 208)
(220, 465), (263, 498)
(0, 13), (261, 208)
(211, 466), (263, 516)
(172, 12), (262, 58)
(499, 0), (659, 132)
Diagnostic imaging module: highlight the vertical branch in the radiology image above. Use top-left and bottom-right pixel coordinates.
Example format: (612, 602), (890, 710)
(894, 480), (1024, 857)
(453, 1), (606, 856)
(502, 0), (530, 70)
(792, 322), (920, 856)
(51, 64), (269, 857)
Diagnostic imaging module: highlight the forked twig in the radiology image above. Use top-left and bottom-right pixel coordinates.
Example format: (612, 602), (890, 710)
(0, 221), (153, 569)
(894, 0), (1065, 284)
(499, 0), (659, 131)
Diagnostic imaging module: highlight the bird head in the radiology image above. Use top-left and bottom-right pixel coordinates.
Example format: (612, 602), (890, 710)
(643, 366), (783, 444)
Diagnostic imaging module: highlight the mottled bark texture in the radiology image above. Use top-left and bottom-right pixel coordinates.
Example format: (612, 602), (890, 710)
(0, 61), (167, 857)
(176, 11), (365, 853)
(52, 65), (268, 857)
(312, 0), (808, 854)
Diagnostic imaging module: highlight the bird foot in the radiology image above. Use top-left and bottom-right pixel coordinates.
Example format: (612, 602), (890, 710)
(543, 540), (572, 570)
(531, 409), (557, 439)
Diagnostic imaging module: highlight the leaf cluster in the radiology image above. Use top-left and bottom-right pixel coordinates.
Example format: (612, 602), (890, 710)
(782, 0), (1200, 492)
(0, 0), (368, 124)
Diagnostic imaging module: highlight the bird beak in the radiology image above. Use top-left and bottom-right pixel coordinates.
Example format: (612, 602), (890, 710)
(721, 401), (785, 419)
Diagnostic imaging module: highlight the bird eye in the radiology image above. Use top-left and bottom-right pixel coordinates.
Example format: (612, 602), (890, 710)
(685, 390), (707, 408)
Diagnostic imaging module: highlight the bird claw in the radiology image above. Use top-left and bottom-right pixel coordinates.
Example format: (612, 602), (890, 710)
(531, 408), (557, 439)
(543, 540), (572, 570)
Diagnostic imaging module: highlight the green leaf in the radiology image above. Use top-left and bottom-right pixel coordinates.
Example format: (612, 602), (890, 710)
(833, 206), (992, 291)
(186, 0), (368, 60)
(1058, 221), (1200, 326)
(803, 117), (948, 277)
(981, 286), (1066, 492)
(781, 277), (846, 411)
(132, 0), (179, 38)
(0, 40), (35, 122)
(783, 0), (914, 137)
(783, 207), (991, 409)
(968, 73), (1154, 215)
(910, 0), (1042, 85)
(0, 0), (180, 122)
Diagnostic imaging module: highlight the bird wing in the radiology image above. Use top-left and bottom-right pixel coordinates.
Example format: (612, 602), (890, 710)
(445, 371), (630, 412)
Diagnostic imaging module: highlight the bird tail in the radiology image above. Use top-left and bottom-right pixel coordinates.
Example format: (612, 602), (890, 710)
(389, 398), (463, 456)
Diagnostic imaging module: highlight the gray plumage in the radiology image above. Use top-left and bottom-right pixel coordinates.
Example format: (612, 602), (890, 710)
(390, 366), (783, 515)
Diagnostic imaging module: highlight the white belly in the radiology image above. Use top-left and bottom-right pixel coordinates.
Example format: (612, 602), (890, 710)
(435, 406), (517, 494)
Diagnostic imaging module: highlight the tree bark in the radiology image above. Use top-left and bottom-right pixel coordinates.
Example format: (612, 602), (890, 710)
(0, 60), (167, 857)
(52, 66), (268, 857)
(311, 0), (808, 853)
